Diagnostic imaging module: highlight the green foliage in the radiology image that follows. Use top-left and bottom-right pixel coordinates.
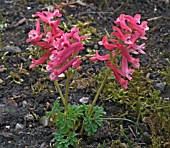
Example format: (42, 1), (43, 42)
(83, 105), (106, 136)
(46, 101), (63, 119)
(55, 131), (77, 148)
(47, 102), (105, 147)
(73, 20), (97, 44)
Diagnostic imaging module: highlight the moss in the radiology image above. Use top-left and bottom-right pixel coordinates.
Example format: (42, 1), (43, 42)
(93, 67), (170, 147)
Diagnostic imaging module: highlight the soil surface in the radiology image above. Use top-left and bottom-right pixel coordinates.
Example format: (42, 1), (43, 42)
(0, 0), (170, 148)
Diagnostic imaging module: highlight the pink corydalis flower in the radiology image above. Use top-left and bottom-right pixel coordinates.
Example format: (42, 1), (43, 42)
(115, 14), (148, 37)
(90, 51), (116, 62)
(35, 32), (54, 49)
(98, 36), (119, 50)
(91, 14), (149, 89)
(128, 43), (146, 54)
(26, 19), (42, 43)
(118, 44), (140, 68)
(139, 21), (149, 31)
(72, 58), (82, 68)
(134, 14), (141, 24)
(30, 49), (54, 68)
(27, 9), (87, 82)
(107, 62), (128, 89)
(69, 27), (88, 41)
(35, 9), (62, 25)
(47, 42), (84, 72)
(121, 57), (135, 80)
(114, 14), (132, 32)
(50, 42), (83, 60)
(49, 57), (78, 80)
(111, 26), (132, 44)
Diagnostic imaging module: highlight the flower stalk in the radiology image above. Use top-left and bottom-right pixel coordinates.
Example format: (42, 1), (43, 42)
(88, 69), (110, 115)
(65, 70), (72, 112)
(80, 68), (111, 136)
(54, 80), (66, 107)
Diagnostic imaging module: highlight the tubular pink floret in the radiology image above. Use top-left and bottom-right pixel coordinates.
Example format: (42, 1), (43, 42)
(51, 58), (78, 79)
(90, 51), (116, 61)
(107, 62), (128, 89)
(30, 49), (54, 68)
(72, 58), (82, 68)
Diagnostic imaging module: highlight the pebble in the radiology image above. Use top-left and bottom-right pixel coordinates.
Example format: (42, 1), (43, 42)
(15, 123), (24, 130)
(0, 65), (7, 73)
(155, 82), (166, 91)
(4, 0), (13, 4)
(24, 114), (34, 121)
(146, 73), (150, 79)
(94, 44), (98, 49)
(46, 5), (54, 12)
(164, 97), (170, 101)
(0, 79), (4, 84)
(39, 116), (48, 126)
(27, 7), (31, 10)
(79, 97), (89, 103)
(50, 138), (56, 147)
(22, 100), (27, 108)
(40, 142), (46, 148)
(6, 125), (10, 129)
(2, 46), (21, 53)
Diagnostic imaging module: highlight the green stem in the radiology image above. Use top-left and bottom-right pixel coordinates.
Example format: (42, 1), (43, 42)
(65, 70), (72, 112)
(81, 51), (115, 136)
(80, 124), (84, 137)
(54, 80), (66, 107)
(80, 68), (111, 136)
(88, 68), (111, 115)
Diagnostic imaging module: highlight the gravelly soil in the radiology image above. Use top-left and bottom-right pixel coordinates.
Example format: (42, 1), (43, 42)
(0, 0), (170, 147)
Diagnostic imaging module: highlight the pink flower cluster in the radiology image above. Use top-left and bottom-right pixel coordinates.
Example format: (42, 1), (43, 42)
(90, 14), (149, 89)
(26, 9), (87, 80)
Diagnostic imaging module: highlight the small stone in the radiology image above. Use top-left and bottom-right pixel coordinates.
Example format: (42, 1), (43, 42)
(0, 65), (7, 73)
(24, 114), (34, 121)
(164, 97), (169, 101)
(15, 123), (24, 130)
(6, 126), (10, 129)
(40, 142), (46, 148)
(27, 7), (31, 10)
(39, 116), (48, 126)
(4, 0), (13, 4)
(79, 97), (89, 104)
(94, 44), (98, 49)
(155, 82), (166, 91)
(46, 5), (54, 12)
(29, 124), (33, 128)
(22, 100), (27, 108)
(2, 46), (21, 53)
(146, 73), (150, 79)
(50, 138), (56, 147)
(0, 79), (4, 84)
(28, 55), (32, 60)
